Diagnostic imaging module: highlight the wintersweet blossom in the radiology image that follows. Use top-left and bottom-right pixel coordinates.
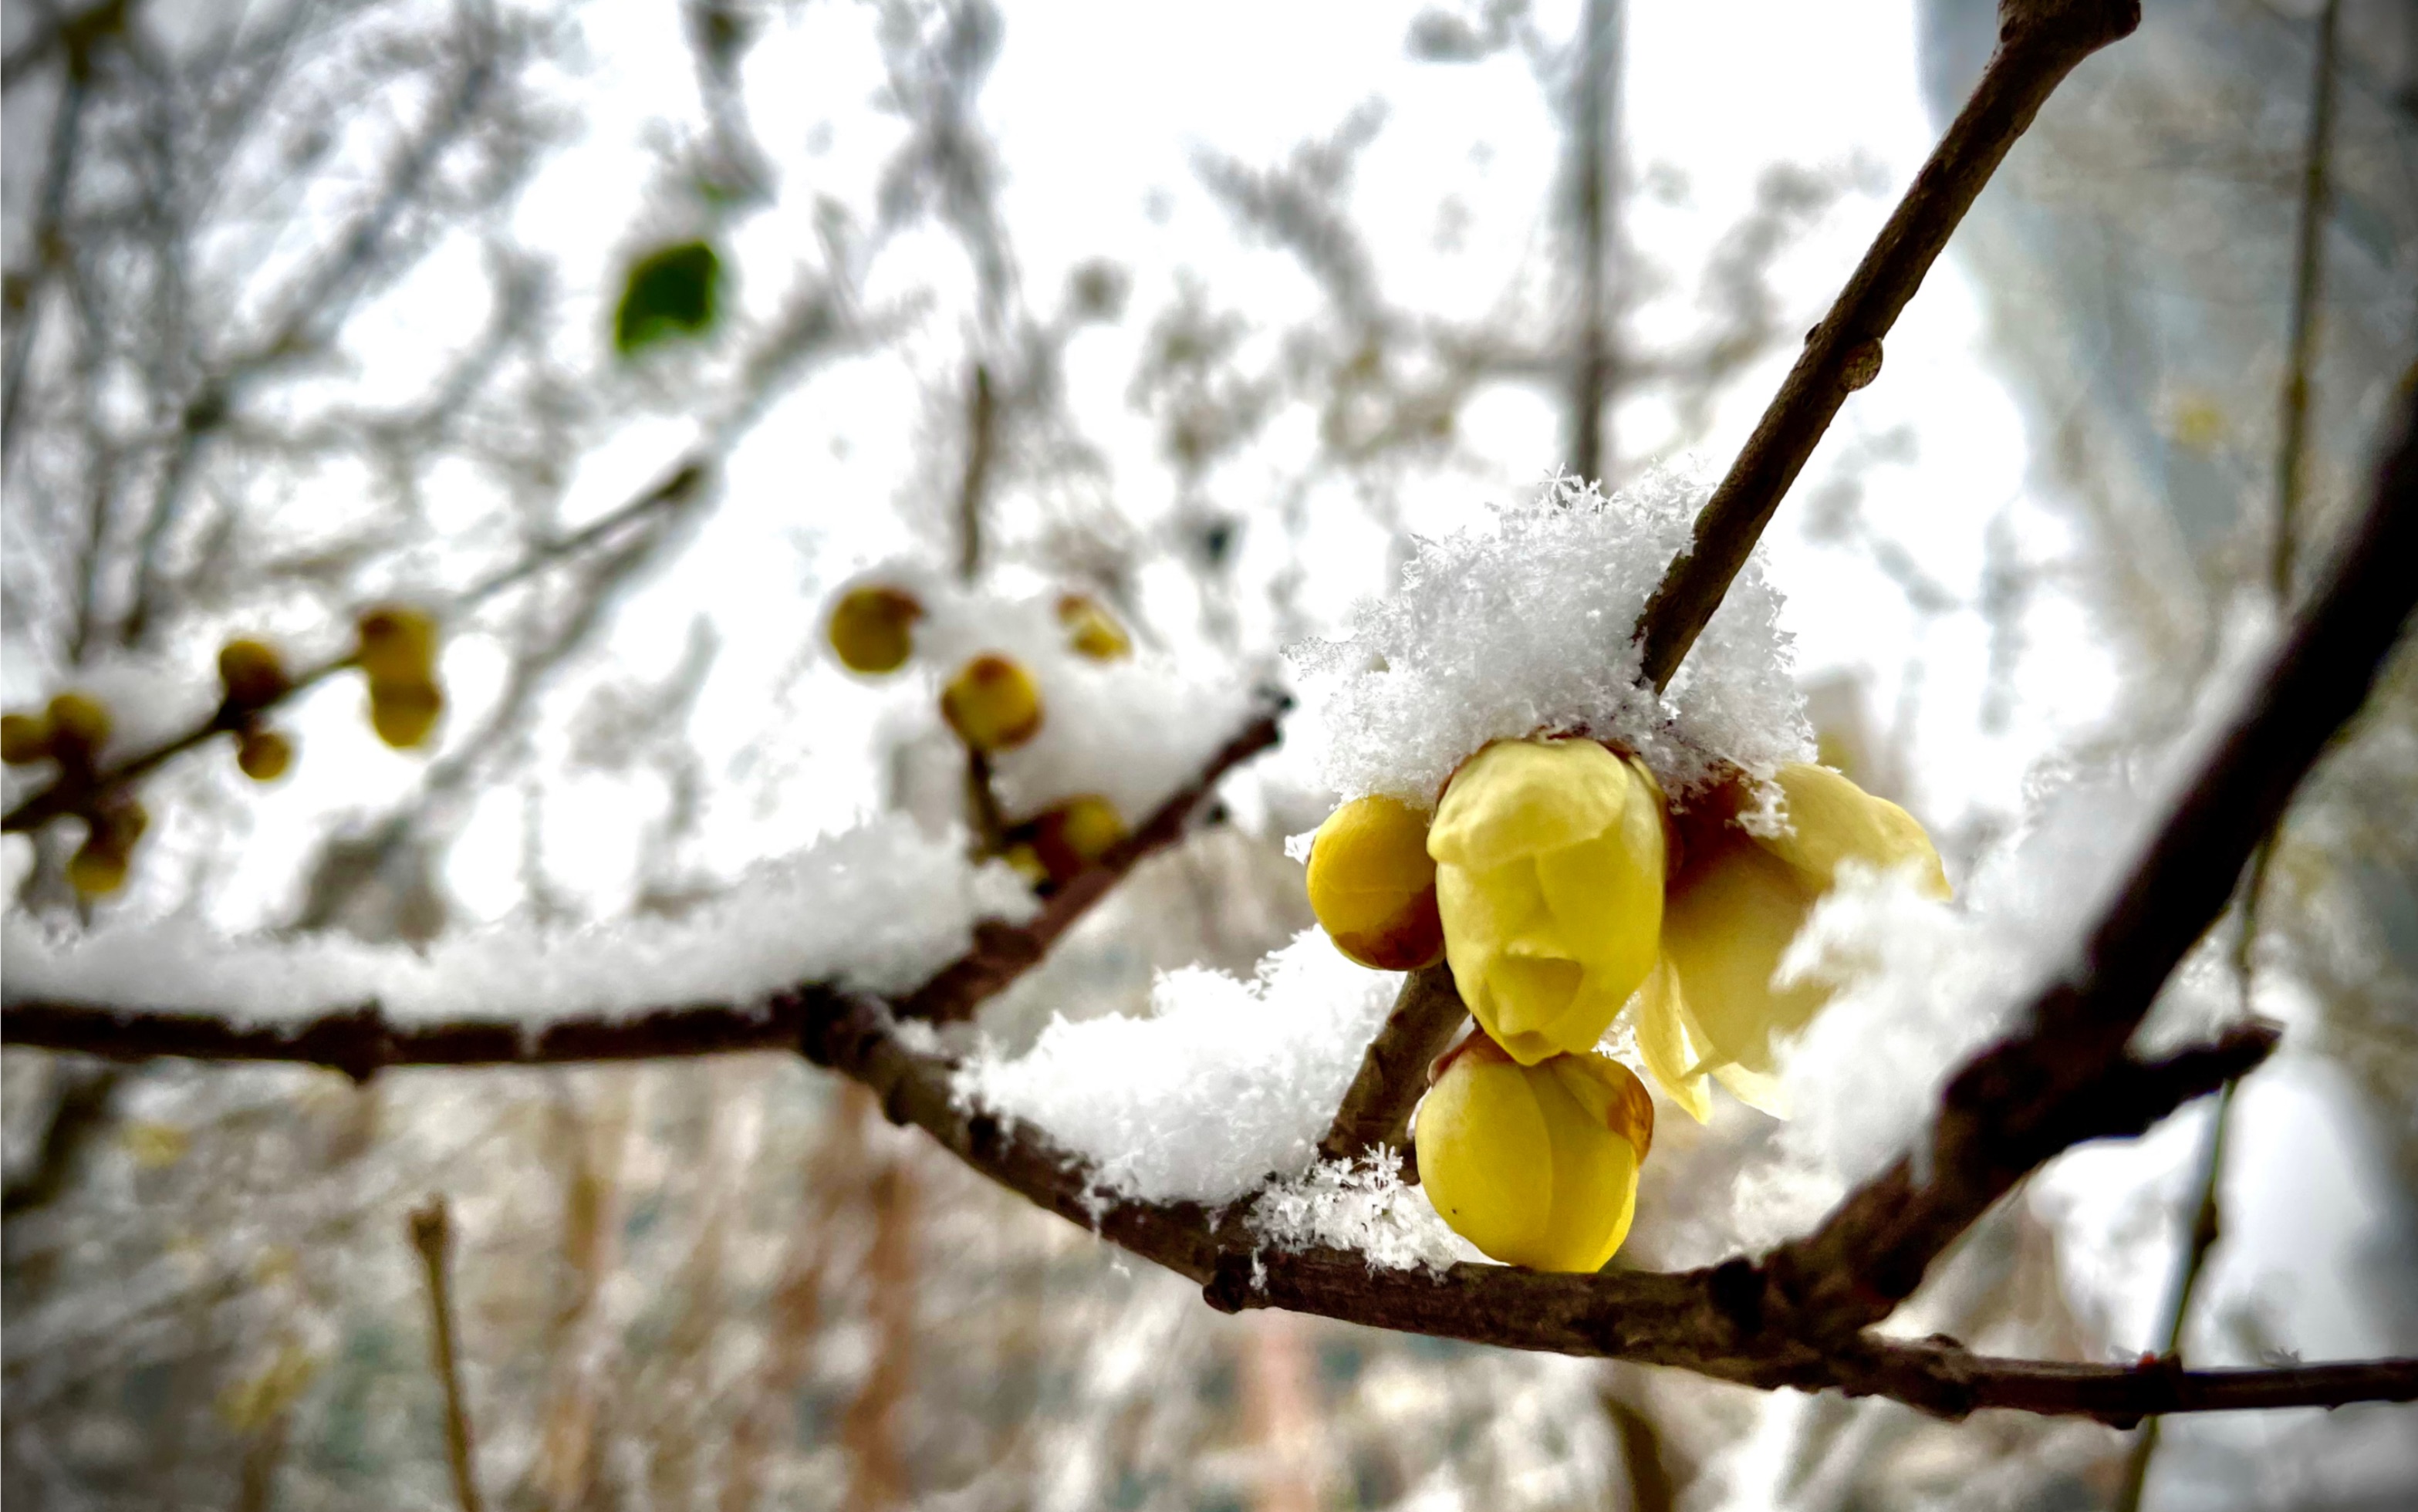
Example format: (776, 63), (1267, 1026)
(1415, 1033), (1654, 1271)
(1427, 738), (1666, 1065)
(1644, 761), (1950, 1117)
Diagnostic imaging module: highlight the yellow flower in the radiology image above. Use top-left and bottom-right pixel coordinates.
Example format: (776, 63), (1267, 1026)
(217, 638), (291, 710)
(1416, 1033), (1653, 1272)
(1428, 738), (1666, 1065)
(356, 606), (438, 683)
(1646, 762), (1948, 1116)
(236, 728), (294, 782)
(1029, 794), (1127, 883)
(1305, 794), (1444, 971)
(368, 678), (444, 750)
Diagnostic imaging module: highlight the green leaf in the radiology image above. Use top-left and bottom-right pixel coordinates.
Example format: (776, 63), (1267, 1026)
(613, 240), (721, 356)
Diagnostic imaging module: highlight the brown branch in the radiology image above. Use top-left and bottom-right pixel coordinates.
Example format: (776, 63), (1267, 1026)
(409, 1196), (486, 1512)
(2, 699), (1285, 1068)
(1314, 964), (1464, 1170)
(892, 697), (1287, 1022)
(1, 457), (708, 837)
(1631, 0), (2139, 690)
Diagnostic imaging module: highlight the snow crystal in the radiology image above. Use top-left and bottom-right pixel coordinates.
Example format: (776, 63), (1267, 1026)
(2, 814), (1036, 1026)
(1288, 468), (1812, 805)
(1247, 1153), (1481, 1273)
(954, 930), (1403, 1205)
(836, 563), (1258, 825)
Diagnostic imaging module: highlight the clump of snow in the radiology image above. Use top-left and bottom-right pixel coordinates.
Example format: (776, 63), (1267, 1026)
(954, 930), (1403, 1205)
(1288, 468), (1812, 805)
(1247, 1152), (1481, 1273)
(2, 814), (1035, 1026)
(832, 563), (1257, 825)
(1746, 612), (2285, 1239)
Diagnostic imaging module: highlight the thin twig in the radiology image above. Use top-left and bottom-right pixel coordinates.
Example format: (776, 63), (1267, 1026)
(409, 1196), (485, 1512)
(0, 1061), (121, 1219)
(1314, 964), (1464, 1172)
(1567, 0), (1623, 485)
(956, 362), (995, 585)
(1632, 0), (2139, 690)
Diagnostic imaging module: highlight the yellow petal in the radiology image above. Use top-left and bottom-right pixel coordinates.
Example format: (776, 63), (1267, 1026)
(1757, 763), (1950, 899)
(1428, 739), (1633, 871)
(1631, 957), (1713, 1123)
(1416, 1050), (1554, 1264)
(1712, 1061), (1790, 1118)
(1660, 832), (1823, 1076)
(1307, 795), (1444, 970)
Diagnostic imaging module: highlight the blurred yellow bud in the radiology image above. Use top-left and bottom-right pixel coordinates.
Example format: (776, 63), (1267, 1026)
(1001, 842), (1052, 886)
(1647, 762), (1947, 1108)
(368, 679), (444, 750)
(1429, 739), (1665, 1064)
(236, 728), (294, 782)
(1031, 794), (1127, 883)
(67, 800), (146, 898)
(1415, 1034), (1652, 1272)
(941, 654), (1042, 752)
(827, 585), (924, 674)
(46, 691), (111, 756)
(1, 710), (53, 764)
(122, 1120), (190, 1169)
(1056, 592), (1132, 660)
(1306, 794), (1444, 971)
(355, 606), (438, 683)
(217, 638), (290, 710)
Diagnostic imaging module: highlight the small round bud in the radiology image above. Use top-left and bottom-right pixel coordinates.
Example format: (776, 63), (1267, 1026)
(46, 692), (111, 756)
(1414, 1034), (1651, 1272)
(236, 728), (293, 782)
(1, 710), (53, 764)
(1001, 842), (1051, 887)
(368, 679), (444, 750)
(1306, 794), (1444, 971)
(826, 586), (924, 675)
(941, 654), (1043, 753)
(218, 638), (291, 710)
(1055, 593), (1131, 661)
(67, 842), (130, 898)
(356, 606), (438, 683)
(1030, 794), (1127, 883)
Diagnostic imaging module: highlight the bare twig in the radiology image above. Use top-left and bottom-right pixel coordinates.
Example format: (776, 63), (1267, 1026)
(1567, 0), (1623, 485)
(1314, 964), (1464, 1169)
(1, 1061), (121, 1219)
(409, 1197), (485, 1512)
(956, 362), (995, 584)
(1632, 0), (2140, 690)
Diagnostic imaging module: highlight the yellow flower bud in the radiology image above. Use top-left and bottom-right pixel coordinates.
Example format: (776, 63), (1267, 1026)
(1646, 762), (1948, 1109)
(368, 679), (444, 750)
(68, 799), (147, 898)
(1415, 1034), (1653, 1272)
(1001, 842), (1052, 887)
(941, 654), (1042, 752)
(1030, 794), (1127, 883)
(1428, 739), (1665, 1065)
(1305, 794), (1444, 971)
(236, 728), (294, 782)
(827, 586), (924, 674)
(217, 637), (290, 710)
(1, 710), (52, 764)
(356, 606), (438, 683)
(46, 691), (111, 756)
(1056, 592), (1132, 660)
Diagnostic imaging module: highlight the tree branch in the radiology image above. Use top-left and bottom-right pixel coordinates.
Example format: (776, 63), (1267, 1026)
(1631, 0), (2139, 690)
(2, 700), (1285, 1071)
